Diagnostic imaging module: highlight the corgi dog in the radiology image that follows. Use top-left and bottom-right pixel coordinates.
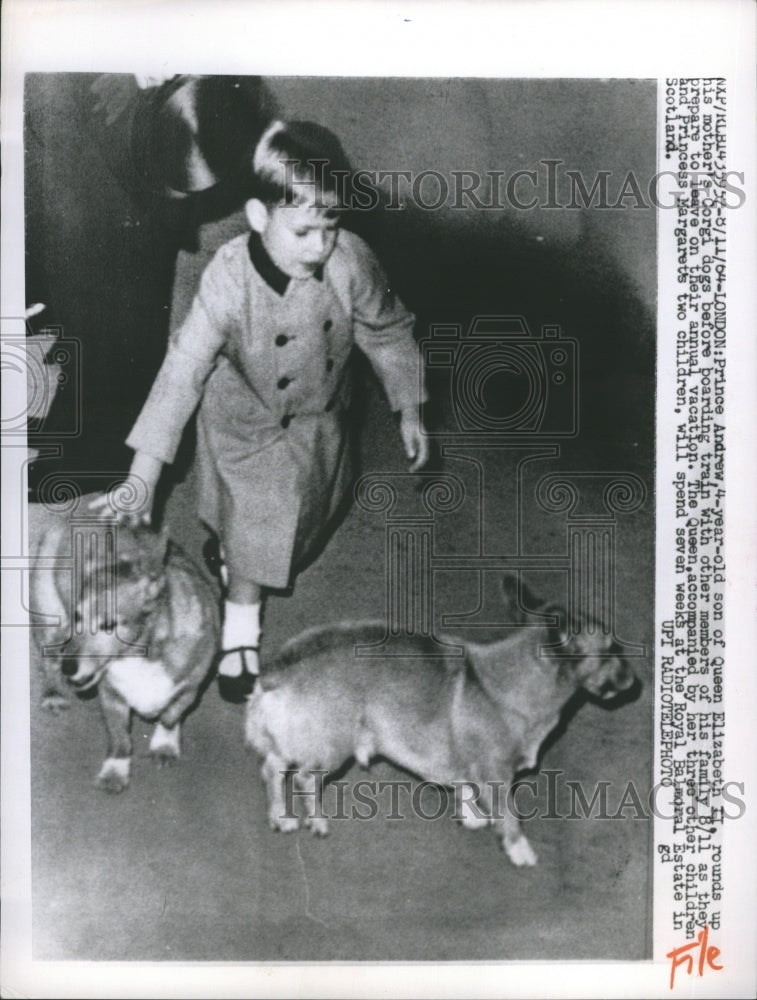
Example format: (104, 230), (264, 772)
(245, 577), (638, 866)
(31, 512), (219, 791)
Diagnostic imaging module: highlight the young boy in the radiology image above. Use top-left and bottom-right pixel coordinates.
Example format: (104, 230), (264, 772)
(118, 120), (428, 701)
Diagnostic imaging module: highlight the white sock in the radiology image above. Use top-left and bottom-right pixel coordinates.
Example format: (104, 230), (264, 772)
(220, 601), (261, 676)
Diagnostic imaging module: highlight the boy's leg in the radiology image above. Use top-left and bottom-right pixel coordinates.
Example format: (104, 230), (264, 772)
(217, 574), (263, 703)
(203, 532), (229, 587)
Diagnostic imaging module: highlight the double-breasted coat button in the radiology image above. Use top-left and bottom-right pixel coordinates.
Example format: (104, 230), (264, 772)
(323, 319), (333, 332)
(275, 334), (289, 347)
(280, 414), (292, 428)
(326, 358), (334, 372)
(277, 376), (291, 390)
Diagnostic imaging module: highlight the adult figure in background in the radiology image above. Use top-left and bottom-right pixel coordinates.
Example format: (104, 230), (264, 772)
(25, 73), (275, 499)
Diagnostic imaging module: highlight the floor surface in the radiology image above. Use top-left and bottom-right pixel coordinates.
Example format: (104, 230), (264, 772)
(30, 371), (655, 963)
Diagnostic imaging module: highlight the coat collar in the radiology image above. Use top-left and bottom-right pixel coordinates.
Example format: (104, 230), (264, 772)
(247, 231), (323, 296)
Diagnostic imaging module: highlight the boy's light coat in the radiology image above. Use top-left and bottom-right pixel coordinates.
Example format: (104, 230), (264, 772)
(128, 229), (425, 588)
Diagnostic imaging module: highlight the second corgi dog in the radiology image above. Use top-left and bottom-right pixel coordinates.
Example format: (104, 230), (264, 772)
(245, 578), (638, 866)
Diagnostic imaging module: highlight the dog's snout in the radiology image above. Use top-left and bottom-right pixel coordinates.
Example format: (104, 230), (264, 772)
(615, 658), (636, 690)
(61, 657), (79, 677)
(597, 657), (638, 700)
(608, 640), (631, 662)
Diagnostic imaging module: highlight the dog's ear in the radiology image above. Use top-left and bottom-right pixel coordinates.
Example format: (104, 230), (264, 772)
(501, 574), (519, 604)
(501, 574), (542, 624)
(541, 603), (582, 655)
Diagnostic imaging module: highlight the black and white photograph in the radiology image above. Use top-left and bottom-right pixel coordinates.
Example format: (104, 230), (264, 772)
(2, 2), (755, 997)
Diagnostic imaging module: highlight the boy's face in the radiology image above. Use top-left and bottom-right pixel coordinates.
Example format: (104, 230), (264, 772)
(247, 191), (341, 281)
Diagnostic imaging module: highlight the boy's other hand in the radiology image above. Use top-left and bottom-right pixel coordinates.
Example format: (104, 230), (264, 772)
(399, 407), (429, 472)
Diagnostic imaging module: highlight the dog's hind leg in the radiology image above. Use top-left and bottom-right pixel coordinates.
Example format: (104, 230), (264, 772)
(261, 754), (299, 832)
(455, 781), (491, 830)
(95, 678), (133, 793)
(295, 768), (329, 837)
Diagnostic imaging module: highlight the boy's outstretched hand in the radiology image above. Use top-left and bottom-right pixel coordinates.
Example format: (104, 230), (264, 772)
(88, 474), (154, 526)
(399, 407), (429, 472)
(88, 452), (163, 525)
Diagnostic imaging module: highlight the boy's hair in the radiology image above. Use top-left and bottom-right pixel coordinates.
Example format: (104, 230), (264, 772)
(251, 119), (352, 208)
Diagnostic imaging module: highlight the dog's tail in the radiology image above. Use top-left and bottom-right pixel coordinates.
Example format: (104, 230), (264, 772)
(275, 620), (387, 668)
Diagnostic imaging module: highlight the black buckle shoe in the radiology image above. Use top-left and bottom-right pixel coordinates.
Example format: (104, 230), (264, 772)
(215, 647), (259, 704)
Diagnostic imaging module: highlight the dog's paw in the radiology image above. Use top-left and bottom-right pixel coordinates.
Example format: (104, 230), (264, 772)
(151, 747), (180, 768)
(304, 815), (330, 837)
(504, 835), (538, 867)
(149, 722), (181, 765)
(41, 691), (71, 714)
(270, 812), (300, 833)
(95, 757), (131, 794)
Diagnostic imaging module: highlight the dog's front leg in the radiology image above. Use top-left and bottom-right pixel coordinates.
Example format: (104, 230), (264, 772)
(95, 678), (133, 793)
(295, 769), (329, 837)
(455, 781), (491, 830)
(261, 755), (299, 832)
(149, 688), (197, 765)
(33, 638), (70, 713)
